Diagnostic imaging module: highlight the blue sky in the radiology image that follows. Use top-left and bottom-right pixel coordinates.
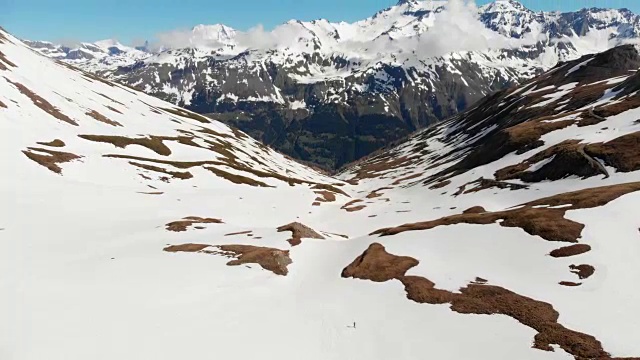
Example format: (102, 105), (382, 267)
(1, 0), (638, 44)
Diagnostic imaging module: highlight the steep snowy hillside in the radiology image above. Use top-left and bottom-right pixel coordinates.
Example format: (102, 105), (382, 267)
(27, 0), (640, 169)
(3, 26), (640, 360)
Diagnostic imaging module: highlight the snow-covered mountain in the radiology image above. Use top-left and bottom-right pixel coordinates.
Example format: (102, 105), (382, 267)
(27, 0), (640, 169)
(3, 24), (640, 360)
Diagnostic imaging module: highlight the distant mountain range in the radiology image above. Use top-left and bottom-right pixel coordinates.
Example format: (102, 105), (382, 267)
(26, 0), (640, 169)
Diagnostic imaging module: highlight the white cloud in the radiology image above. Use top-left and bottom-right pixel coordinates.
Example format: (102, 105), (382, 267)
(149, 0), (544, 56)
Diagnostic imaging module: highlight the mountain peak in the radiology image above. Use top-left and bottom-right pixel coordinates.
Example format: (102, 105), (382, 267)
(480, 0), (530, 13)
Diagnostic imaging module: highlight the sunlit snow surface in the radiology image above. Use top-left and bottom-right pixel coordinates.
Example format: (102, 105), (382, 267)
(2, 27), (640, 360)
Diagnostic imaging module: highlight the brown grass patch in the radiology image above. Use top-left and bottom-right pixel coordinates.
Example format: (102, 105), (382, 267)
(165, 217), (223, 232)
(101, 152), (339, 190)
(311, 183), (349, 197)
(205, 166), (271, 187)
(130, 161), (193, 180)
(584, 131), (640, 173)
(463, 206), (486, 214)
(429, 180), (451, 190)
(549, 244), (592, 258)
(22, 147), (81, 174)
(215, 245), (292, 275)
(570, 264), (595, 279)
(225, 231), (253, 236)
(5, 78), (77, 126)
(342, 243), (614, 359)
(277, 222), (325, 246)
(164, 243), (292, 275)
(497, 132), (640, 182)
(94, 92), (126, 106)
(341, 243), (419, 282)
(314, 190), (337, 203)
(36, 139), (65, 147)
(350, 155), (413, 181)
(161, 107), (210, 123)
(85, 110), (122, 127)
(345, 205), (366, 212)
(106, 106), (122, 114)
(596, 95), (640, 118)
(373, 182), (640, 243)
(0, 50), (16, 70)
(392, 173), (423, 186)
(462, 177), (529, 193)
(426, 118), (576, 185)
(79, 135), (173, 156)
(342, 199), (363, 209)
(163, 243), (210, 252)
(366, 187), (393, 199)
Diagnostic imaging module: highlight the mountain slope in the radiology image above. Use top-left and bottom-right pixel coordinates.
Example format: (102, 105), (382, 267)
(3, 26), (640, 360)
(28, 0), (640, 169)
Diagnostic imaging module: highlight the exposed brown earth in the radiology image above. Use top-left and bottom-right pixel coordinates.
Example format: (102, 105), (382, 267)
(105, 106), (122, 114)
(314, 190), (337, 203)
(130, 161), (193, 180)
(461, 177), (529, 193)
(429, 180), (451, 190)
(559, 281), (582, 287)
(205, 166), (271, 187)
(341, 243), (419, 282)
(392, 173), (423, 186)
(584, 131), (640, 173)
(425, 118), (576, 186)
(163, 243), (292, 276)
(85, 110), (122, 127)
(341, 199), (363, 209)
(165, 217), (223, 232)
(101, 152), (342, 191)
(344, 205), (367, 212)
(161, 107), (211, 124)
(78, 135), (173, 156)
(0, 99), (6, 108)
(22, 147), (81, 174)
(4, 78), (78, 126)
(277, 222), (325, 246)
(0, 50), (16, 70)
(373, 182), (640, 243)
(311, 183), (349, 197)
(95, 92), (126, 106)
(570, 264), (595, 279)
(550, 244), (592, 258)
(366, 187), (393, 199)
(36, 139), (65, 147)
(225, 231), (253, 236)
(463, 206), (487, 214)
(215, 245), (292, 276)
(163, 243), (210, 253)
(495, 131), (640, 183)
(494, 140), (605, 182)
(342, 243), (615, 359)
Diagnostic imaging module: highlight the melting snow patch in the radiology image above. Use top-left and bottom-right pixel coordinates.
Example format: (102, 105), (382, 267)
(565, 58), (594, 77)
(526, 155), (556, 172)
